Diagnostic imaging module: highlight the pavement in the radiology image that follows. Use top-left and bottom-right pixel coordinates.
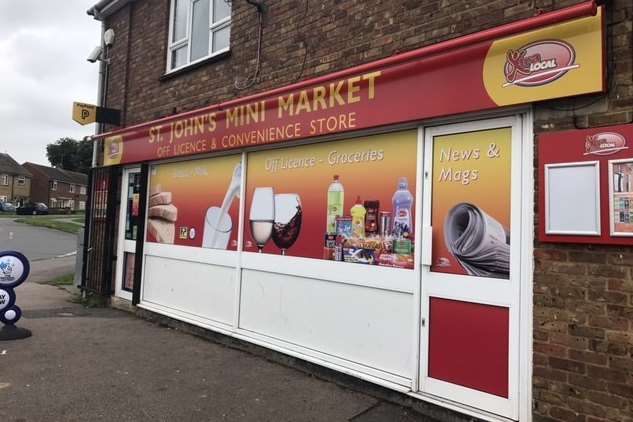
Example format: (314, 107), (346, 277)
(0, 245), (437, 421)
(0, 218), (77, 261)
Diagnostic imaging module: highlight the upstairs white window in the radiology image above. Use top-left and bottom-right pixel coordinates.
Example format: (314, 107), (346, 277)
(69, 184), (75, 193)
(51, 180), (58, 191)
(16, 176), (25, 186)
(167, 0), (231, 72)
(80, 186), (87, 195)
(0, 175), (8, 186)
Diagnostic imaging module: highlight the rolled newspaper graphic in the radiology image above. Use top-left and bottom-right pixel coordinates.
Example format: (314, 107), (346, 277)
(443, 203), (510, 279)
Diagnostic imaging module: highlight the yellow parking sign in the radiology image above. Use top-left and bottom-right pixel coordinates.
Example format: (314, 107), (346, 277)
(72, 102), (97, 125)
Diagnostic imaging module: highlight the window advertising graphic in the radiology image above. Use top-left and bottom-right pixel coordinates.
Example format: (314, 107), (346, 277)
(147, 155), (242, 250)
(244, 131), (417, 269)
(431, 128), (511, 279)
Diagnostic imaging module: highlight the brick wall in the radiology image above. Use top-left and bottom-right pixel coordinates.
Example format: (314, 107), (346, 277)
(532, 1), (633, 421)
(0, 175), (31, 203)
(102, 0), (633, 421)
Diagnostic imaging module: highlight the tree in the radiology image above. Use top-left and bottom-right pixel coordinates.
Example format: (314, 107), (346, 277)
(46, 137), (93, 174)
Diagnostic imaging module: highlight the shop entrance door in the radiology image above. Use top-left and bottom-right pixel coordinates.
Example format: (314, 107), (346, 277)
(114, 167), (142, 301)
(419, 117), (523, 420)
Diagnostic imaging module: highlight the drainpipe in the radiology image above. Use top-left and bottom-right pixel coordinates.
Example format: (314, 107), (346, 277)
(91, 21), (107, 167)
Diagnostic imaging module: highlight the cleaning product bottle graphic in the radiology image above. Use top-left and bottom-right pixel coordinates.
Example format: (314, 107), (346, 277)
(350, 196), (366, 238)
(392, 177), (413, 238)
(326, 175), (344, 234)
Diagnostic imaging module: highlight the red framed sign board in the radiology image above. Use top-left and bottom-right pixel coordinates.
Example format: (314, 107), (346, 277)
(539, 123), (633, 244)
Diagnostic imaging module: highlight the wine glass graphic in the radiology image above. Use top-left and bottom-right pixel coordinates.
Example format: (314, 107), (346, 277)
(272, 193), (302, 256)
(249, 187), (275, 253)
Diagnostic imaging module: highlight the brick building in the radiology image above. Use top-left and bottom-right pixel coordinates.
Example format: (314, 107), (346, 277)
(22, 163), (88, 211)
(0, 153), (31, 205)
(84, 1), (632, 421)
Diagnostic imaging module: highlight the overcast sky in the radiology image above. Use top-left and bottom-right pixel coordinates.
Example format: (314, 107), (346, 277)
(0, 1), (101, 165)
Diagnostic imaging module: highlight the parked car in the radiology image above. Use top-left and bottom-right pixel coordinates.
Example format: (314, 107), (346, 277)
(0, 202), (16, 212)
(16, 202), (49, 215)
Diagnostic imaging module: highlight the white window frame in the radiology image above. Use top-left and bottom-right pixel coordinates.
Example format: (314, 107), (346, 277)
(80, 186), (87, 195)
(51, 180), (58, 191)
(69, 184), (75, 193)
(166, 0), (232, 73)
(0, 174), (8, 186)
(16, 176), (26, 186)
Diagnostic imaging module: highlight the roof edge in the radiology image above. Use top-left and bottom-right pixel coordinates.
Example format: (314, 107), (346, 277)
(87, 0), (136, 21)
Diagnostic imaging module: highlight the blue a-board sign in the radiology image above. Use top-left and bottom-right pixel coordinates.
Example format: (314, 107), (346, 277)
(0, 251), (30, 326)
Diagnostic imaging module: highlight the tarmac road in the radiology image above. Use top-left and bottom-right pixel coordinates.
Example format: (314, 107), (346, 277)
(0, 218), (77, 261)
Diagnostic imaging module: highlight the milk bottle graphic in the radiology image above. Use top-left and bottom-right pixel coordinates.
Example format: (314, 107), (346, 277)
(392, 177), (413, 238)
(327, 175), (344, 234)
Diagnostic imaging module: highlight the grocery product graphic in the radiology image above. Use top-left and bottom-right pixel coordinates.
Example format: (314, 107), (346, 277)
(148, 184), (177, 244)
(272, 193), (302, 255)
(244, 130), (417, 268)
(147, 155), (241, 249)
(202, 163), (242, 249)
(350, 196), (366, 238)
(392, 177), (413, 238)
(326, 175), (344, 234)
(249, 187), (275, 252)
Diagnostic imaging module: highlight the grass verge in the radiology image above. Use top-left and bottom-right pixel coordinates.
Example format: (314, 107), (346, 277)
(42, 273), (75, 286)
(14, 217), (83, 234)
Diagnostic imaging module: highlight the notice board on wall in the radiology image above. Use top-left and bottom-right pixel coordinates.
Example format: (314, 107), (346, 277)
(539, 123), (633, 244)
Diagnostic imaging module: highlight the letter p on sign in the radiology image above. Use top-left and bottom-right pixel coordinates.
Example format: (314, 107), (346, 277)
(72, 102), (97, 125)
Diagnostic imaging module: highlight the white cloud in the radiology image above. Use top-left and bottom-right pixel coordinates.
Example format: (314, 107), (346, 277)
(0, 1), (101, 165)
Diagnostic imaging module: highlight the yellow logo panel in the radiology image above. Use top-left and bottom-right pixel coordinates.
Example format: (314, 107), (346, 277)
(103, 136), (123, 166)
(483, 7), (604, 106)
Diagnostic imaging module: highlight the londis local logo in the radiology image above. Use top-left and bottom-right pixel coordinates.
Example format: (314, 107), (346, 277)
(107, 138), (121, 159)
(584, 132), (628, 156)
(503, 40), (579, 87)
(104, 135), (123, 165)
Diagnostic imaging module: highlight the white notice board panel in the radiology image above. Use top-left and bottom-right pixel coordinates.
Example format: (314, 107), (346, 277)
(545, 161), (601, 235)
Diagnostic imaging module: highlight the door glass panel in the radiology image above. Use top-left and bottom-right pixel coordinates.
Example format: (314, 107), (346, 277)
(430, 128), (512, 279)
(122, 252), (135, 292)
(125, 173), (142, 241)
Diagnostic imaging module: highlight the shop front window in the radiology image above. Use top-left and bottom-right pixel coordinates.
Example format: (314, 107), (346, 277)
(244, 131), (418, 269)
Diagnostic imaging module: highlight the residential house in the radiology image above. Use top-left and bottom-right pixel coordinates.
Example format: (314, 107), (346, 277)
(0, 153), (31, 205)
(22, 162), (88, 211)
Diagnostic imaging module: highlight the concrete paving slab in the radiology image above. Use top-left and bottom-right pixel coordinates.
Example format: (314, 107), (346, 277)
(0, 259), (440, 422)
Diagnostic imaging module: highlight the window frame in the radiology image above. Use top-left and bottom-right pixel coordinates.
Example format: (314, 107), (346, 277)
(80, 186), (87, 195)
(69, 184), (75, 194)
(51, 180), (58, 191)
(16, 176), (26, 186)
(166, 0), (231, 73)
(0, 174), (8, 186)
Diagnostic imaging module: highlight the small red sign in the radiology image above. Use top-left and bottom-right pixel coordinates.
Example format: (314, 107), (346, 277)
(584, 132), (628, 156)
(504, 40), (577, 87)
